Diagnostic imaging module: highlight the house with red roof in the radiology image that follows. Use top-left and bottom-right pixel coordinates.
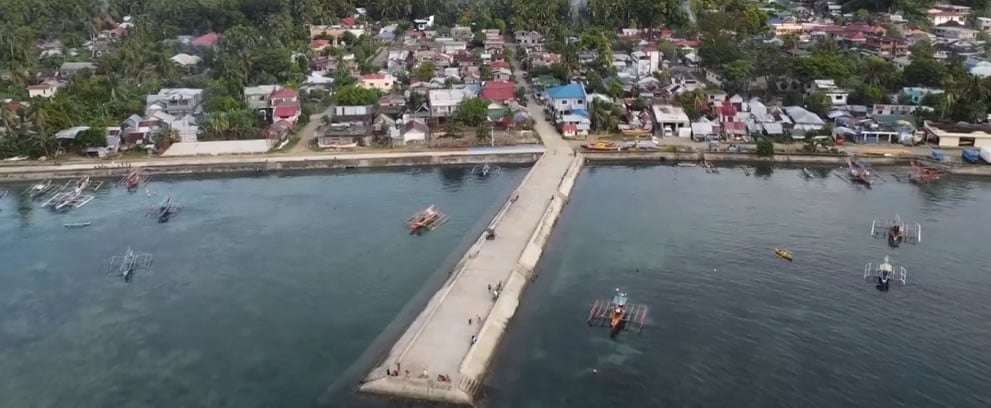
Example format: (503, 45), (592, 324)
(342, 17), (357, 27)
(311, 39), (331, 52)
(269, 88), (301, 125)
(481, 81), (516, 103)
(27, 82), (59, 98)
(191, 32), (221, 48)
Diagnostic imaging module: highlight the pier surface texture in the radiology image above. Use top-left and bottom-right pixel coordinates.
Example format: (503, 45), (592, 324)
(358, 95), (581, 405)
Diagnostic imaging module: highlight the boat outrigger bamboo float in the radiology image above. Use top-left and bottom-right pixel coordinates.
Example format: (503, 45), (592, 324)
(405, 205), (449, 235)
(870, 215), (921, 248)
(107, 247), (153, 282)
(42, 177), (95, 211)
(64, 221), (92, 229)
(864, 255), (907, 292)
(147, 196), (182, 223)
(587, 289), (647, 338)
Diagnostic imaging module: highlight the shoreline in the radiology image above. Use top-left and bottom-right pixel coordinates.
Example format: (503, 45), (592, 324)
(581, 151), (991, 176)
(0, 148), (545, 182)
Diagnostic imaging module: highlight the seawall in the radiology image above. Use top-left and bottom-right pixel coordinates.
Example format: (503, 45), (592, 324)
(357, 150), (582, 406)
(0, 152), (542, 182)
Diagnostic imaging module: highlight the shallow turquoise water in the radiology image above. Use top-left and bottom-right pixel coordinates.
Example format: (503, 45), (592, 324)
(0, 167), (527, 408)
(486, 165), (991, 408)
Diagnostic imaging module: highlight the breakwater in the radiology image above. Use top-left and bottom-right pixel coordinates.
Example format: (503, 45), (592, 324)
(357, 148), (581, 405)
(0, 151), (543, 181)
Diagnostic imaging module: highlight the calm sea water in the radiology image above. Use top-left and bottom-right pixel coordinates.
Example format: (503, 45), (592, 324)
(486, 165), (991, 408)
(4, 164), (991, 408)
(0, 166), (527, 408)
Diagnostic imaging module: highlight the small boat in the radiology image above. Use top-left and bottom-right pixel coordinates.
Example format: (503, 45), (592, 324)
(64, 221), (92, 229)
(774, 248), (793, 261)
(802, 168), (815, 178)
(583, 141), (621, 151)
(676, 162), (698, 167)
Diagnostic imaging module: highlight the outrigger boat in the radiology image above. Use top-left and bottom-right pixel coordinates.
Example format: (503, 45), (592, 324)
(774, 248), (793, 261)
(870, 215), (921, 248)
(118, 169), (149, 191)
(147, 196), (182, 223)
(587, 289), (647, 338)
(906, 161), (947, 184)
(43, 177), (95, 211)
(864, 255), (907, 292)
(107, 247), (153, 283)
(802, 168), (815, 179)
(740, 165), (753, 176)
(583, 141), (621, 151)
(27, 179), (56, 199)
(406, 205), (449, 235)
(835, 158), (882, 188)
(472, 163), (501, 177)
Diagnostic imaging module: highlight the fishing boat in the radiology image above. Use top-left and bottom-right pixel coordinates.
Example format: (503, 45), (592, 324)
(740, 165), (753, 176)
(774, 248), (793, 261)
(27, 180), (55, 199)
(846, 159), (875, 188)
(587, 289), (647, 338)
(118, 169), (149, 191)
(64, 221), (92, 229)
(802, 168), (815, 179)
(676, 162), (698, 167)
(583, 141), (621, 151)
(147, 196), (182, 223)
(45, 177), (95, 211)
(864, 255), (907, 292)
(107, 247), (153, 282)
(907, 161), (946, 184)
(406, 205), (449, 235)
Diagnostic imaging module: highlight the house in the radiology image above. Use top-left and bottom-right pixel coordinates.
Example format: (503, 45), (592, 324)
(319, 105), (374, 147)
(631, 49), (661, 77)
(924, 121), (991, 148)
(310, 39), (331, 52)
(652, 104), (691, 138)
(428, 89), (468, 117)
(784, 106), (826, 132)
(934, 26), (977, 40)
(378, 94), (407, 115)
(806, 80), (848, 105)
(718, 101), (747, 140)
(59, 62), (97, 78)
(191, 32), (222, 48)
(150, 111), (200, 143)
(244, 85), (282, 110)
(402, 119), (429, 144)
(481, 81), (517, 104)
(559, 110), (591, 137)
(977, 17), (991, 31)
(493, 67), (513, 82)
(146, 88), (204, 116)
(927, 4), (970, 26)
(873, 104), (929, 116)
(515, 31), (545, 48)
(270, 88), (301, 125)
(360, 73), (396, 91)
(27, 83), (58, 98)
(691, 118), (717, 140)
(546, 83), (588, 114)
(451, 25), (473, 42)
(441, 41), (467, 54)
(747, 98), (791, 137)
(900, 87), (944, 105)
(413, 15), (435, 31)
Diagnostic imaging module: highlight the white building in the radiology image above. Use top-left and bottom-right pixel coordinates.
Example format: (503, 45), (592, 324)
(359, 73), (396, 91)
(631, 49), (661, 77)
(428, 89), (468, 117)
(652, 104), (691, 138)
(27, 83), (58, 98)
(806, 79), (848, 106)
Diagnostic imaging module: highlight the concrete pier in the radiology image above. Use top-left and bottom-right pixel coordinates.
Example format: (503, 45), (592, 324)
(358, 103), (579, 404)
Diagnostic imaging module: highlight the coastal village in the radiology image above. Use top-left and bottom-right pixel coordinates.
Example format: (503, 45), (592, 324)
(2, 0), (991, 166)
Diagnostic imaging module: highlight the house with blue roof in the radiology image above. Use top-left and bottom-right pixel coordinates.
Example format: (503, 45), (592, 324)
(546, 83), (588, 115)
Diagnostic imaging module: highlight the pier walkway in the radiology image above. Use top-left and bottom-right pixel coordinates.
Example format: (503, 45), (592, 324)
(359, 81), (578, 404)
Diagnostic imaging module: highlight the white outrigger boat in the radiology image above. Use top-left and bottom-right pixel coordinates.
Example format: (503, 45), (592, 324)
(864, 255), (907, 292)
(43, 177), (95, 211)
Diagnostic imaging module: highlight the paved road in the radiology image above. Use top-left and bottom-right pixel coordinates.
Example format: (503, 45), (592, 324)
(363, 47), (573, 395)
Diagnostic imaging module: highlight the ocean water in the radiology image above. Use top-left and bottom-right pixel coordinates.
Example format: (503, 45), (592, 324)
(5, 164), (991, 408)
(486, 165), (991, 408)
(0, 166), (528, 408)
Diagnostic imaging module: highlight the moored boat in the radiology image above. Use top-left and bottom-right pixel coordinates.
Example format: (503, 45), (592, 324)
(65, 221), (92, 229)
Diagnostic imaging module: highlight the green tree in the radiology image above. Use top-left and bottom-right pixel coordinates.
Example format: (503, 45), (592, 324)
(334, 85), (381, 105)
(454, 98), (488, 127)
(414, 61), (436, 81)
(756, 137), (774, 157)
(804, 93), (831, 116)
